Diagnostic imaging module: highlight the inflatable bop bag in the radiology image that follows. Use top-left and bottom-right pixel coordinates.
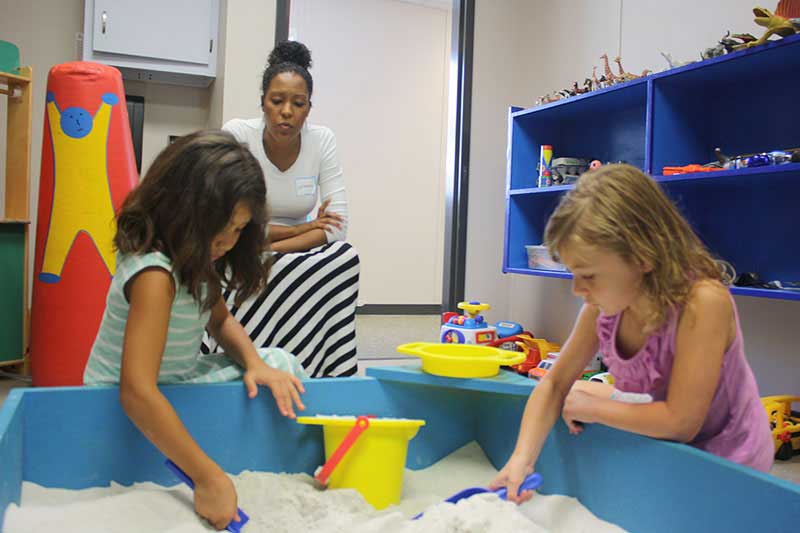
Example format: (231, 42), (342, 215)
(31, 62), (138, 386)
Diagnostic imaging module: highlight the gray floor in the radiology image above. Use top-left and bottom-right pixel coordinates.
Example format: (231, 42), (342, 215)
(1, 312), (798, 486)
(355, 313), (441, 360)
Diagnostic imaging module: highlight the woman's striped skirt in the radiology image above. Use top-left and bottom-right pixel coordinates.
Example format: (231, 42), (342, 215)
(202, 241), (360, 377)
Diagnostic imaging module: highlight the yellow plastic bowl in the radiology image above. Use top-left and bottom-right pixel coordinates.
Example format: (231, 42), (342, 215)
(397, 342), (526, 378)
(296, 416), (425, 509)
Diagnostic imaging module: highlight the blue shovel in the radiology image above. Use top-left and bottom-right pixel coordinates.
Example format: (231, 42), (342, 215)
(165, 459), (250, 532)
(413, 472), (543, 519)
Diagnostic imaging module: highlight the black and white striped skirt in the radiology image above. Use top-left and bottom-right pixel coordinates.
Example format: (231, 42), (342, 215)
(202, 241), (360, 377)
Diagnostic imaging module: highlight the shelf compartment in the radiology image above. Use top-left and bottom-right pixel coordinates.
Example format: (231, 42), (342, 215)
(506, 268), (800, 302)
(508, 81), (649, 191)
(663, 174), (799, 283)
(504, 193), (565, 272)
(651, 35), (800, 174)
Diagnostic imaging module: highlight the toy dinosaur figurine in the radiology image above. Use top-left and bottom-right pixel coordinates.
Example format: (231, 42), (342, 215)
(735, 2), (799, 49)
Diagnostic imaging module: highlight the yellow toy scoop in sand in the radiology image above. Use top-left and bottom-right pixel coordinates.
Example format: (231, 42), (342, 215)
(397, 342), (525, 378)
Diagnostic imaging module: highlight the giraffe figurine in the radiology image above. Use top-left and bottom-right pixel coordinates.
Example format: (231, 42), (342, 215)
(613, 56), (639, 82)
(591, 66), (603, 89)
(600, 54), (619, 85)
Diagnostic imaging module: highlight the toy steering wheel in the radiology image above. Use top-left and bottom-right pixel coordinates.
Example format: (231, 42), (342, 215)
(457, 301), (490, 318)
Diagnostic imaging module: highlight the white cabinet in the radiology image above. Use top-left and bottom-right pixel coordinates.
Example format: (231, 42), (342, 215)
(82, 0), (220, 87)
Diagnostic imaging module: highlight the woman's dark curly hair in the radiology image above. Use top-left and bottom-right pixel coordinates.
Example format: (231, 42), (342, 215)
(114, 130), (270, 311)
(261, 40), (313, 104)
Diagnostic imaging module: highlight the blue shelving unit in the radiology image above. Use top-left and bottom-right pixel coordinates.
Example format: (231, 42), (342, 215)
(504, 34), (800, 301)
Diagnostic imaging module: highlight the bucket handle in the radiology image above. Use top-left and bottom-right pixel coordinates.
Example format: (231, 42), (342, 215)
(315, 415), (370, 486)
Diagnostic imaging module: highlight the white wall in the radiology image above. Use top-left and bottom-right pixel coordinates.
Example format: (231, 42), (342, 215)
(290, 0), (450, 306)
(468, 0), (800, 395)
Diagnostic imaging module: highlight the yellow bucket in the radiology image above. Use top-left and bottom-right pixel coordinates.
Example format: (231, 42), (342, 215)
(296, 415), (425, 509)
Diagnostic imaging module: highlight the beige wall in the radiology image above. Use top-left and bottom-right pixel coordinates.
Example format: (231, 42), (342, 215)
(468, 0), (800, 395)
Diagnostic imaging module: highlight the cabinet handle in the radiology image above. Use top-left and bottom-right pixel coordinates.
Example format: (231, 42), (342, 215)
(101, 11), (108, 34)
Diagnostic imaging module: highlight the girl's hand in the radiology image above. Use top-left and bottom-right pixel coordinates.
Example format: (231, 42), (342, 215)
(194, 470), (240, 530)
(488, 453), (535, 504)
(562, 389), (596, 434)
(243, 364), (305, 418)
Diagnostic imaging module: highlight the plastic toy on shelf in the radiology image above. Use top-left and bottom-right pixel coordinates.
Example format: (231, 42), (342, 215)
(440, 301), (498, 345)
(535, 53), (654, 106)
(761, 395), (800, 460)
(733, 2), (800, 50)
(528, 351), (603, 381)
(662, 164), (724, 176)
(714, 147), (798, 169)
(507, 337), (560, 376)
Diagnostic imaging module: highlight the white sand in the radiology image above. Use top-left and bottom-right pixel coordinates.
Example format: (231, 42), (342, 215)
(3, 442), (625, 532)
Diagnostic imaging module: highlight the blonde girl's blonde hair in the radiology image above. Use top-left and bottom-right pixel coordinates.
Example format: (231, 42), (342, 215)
(544, 164), (730, 332)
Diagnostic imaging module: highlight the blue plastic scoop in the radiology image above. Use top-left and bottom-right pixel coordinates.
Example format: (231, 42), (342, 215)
(165, 459), (250, 532)
(413, 472), (543, 519)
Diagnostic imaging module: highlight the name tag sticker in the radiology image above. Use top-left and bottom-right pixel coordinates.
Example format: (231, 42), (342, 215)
(295, 177), (317, 197)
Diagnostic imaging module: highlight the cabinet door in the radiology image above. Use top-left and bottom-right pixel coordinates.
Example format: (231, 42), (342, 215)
(0, 224), (24, 363)
(92, 0), (215, 66)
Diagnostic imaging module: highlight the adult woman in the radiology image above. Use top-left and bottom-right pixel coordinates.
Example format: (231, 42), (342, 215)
(204, 41), (359, 377)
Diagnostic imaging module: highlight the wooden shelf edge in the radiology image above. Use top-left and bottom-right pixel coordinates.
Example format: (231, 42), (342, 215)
(0, 69), (32, 84)
(0, 359), (26, 368)
(0, 219), (31, 224)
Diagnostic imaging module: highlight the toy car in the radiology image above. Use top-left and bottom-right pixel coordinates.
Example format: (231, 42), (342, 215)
(528, 358), (555, 380)
(504, 337), (560, 376)
(761, 395), (800, 461)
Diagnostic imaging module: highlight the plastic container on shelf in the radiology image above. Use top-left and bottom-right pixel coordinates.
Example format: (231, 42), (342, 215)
(525, 245), (567, 271)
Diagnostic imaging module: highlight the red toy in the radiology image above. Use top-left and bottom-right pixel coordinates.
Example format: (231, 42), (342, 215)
(662, 164), (723, 176)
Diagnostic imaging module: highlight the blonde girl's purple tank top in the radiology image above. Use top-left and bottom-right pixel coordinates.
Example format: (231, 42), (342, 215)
(596, 297), (774, 472)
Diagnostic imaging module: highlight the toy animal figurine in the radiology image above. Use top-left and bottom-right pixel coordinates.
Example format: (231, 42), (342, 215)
(572, 81), (590, 95)
(613, 57), (637, 81)
(702, 31), (758, 60)
(600, 53), (620, 84)
(702, 41), (727, 60)
(591, 66), (608, 89)
(612, 57), (650, 81)
(734, 2), (800, 50)
(715, 31), (758, 53)
(660, 51), (694, 70)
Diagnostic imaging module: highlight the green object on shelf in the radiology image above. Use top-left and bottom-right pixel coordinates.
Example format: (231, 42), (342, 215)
(0, 223), (25, 363)
(0, 40), (20, 74)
